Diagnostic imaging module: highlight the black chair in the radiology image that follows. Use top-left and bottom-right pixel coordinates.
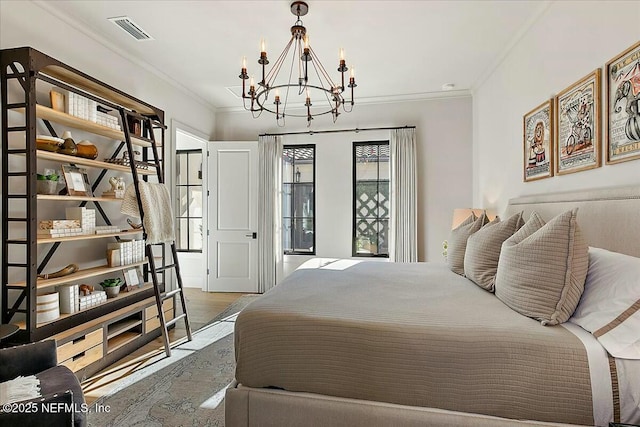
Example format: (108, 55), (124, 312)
(0, 340), (86, 427)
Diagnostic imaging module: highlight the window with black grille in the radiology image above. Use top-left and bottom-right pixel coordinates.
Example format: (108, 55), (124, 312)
(175, 149), (203, 252)
(282, 145), (315, 255)
(353, 141), (390, 257)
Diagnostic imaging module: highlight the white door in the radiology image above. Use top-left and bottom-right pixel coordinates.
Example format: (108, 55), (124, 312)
(207, 142), (258, 292)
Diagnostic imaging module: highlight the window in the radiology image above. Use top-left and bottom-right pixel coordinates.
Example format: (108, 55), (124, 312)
(282, 145), (315, 255)
(175, 149), (203, 252)
(353, 141), (390, 257)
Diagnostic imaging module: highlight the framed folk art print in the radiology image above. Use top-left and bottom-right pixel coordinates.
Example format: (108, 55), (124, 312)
(555, 70), (601, 175)
(605, 41), (640, 164)
(523, 100), (553, 182)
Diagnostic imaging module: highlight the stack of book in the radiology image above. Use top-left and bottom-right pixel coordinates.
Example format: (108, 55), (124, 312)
(38, 220), (83, 238)
(58, 284), (79, 314)
(95, 225), (122, 234)
(50, 89), (121, 130)
(107, 239), (145, 267)
(79, 290), (107, 310)
(66, 207), (96, 235)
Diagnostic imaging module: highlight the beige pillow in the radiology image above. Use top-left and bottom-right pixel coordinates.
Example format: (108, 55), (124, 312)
(447, 212), (488, 276)
(464, 212), (524, 292)
(494, 210), (589, 325)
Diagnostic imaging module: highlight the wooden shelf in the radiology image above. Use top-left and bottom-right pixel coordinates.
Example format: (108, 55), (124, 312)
(37, 229), (142, 244)
(22, 105), (153, 147)
(107, 318), (142, 340)
(19, 283), (154, 330)
(9, 261), (147, 290)
(37, 194), (126, 203)
(107, 331), (140, 353)
(37, 150), (156, 175)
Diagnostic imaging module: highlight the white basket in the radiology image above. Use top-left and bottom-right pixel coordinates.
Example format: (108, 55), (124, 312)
(37, 292), (60, 323)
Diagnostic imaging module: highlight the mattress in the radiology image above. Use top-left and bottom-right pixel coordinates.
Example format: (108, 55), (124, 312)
(235, 261), (597, 425)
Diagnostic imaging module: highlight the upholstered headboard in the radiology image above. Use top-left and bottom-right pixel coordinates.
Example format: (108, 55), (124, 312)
(504, 185), (640, 258)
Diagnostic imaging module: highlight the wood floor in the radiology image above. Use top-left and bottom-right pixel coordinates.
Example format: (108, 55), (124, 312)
(82, 289), (244, 404)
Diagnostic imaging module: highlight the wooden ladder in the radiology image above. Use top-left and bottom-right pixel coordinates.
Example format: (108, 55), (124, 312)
(119, 110), (192, 357)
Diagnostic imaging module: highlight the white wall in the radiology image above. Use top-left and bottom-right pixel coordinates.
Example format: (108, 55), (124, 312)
(473, 1), (640, 213)
(0, 1), (216, 297)
(216, 96), (473, 268)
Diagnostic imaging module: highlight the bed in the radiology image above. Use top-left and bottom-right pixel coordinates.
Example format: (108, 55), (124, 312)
(226, 186), (640, 427)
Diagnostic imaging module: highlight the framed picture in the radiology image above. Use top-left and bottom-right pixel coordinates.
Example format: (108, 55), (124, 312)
(61, 164), (93, 197)
(523, 100), (553, 182)
(123, 267), (144, 289)
(605, 41), (640, 164)
(555, 69), (601, 175)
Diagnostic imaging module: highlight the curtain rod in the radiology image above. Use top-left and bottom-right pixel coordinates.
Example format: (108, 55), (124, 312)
(259, 125), (415, 137)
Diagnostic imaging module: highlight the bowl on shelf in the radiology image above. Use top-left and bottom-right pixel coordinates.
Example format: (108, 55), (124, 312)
(76, 140), (99, 159)
(36, 178), (58, 195)
(36, 135), (64, 152)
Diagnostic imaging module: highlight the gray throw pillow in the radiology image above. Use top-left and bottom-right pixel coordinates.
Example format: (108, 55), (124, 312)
(447, 212), (488, 276)
(464, 212), (524, 292)
(494, 210), (589, 325)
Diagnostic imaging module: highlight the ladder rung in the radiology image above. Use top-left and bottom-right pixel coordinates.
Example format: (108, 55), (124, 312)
(7, 240), (28, 244)
(165, 314), (187, 328)
(7, 217), (27, 222)
(7, 149), (27, 154)
(7, 195), (27, 199)
(7, 172), (28, 177)
(8, 72), (28, 79)
(7, 126), (27, 132)
(155, 263), (176, 273)
(7, 263), (28, 267)
(163, 289), (181, 300)
(7, 103), (27, 109)
(7, 285), (26, 289)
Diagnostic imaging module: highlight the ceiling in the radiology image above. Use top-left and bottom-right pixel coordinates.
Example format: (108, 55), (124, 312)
(35, 0), (549, 111)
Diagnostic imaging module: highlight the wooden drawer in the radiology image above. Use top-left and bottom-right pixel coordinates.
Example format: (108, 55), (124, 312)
(145, 298), (174, 320)
(145, 308), (174, 333)
(60, 344), (103, 372)
(57, 329), (103, 363)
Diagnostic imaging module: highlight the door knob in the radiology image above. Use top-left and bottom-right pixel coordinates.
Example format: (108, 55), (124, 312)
(245, 232), (257, 239)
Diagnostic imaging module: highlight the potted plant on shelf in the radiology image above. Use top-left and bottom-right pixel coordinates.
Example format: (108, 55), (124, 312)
(100, 277), (124, 299)
(36, 172), (59, 195)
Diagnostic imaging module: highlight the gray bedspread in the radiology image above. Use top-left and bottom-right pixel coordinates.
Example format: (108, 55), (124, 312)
(234, 261), (594, 425)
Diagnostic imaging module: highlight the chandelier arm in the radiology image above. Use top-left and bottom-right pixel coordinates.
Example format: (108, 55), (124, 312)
(264, 36), (295, 86)
(281, 43), (298, 116)
(308, 46), (339, 89)
(308, 58), (335, 109)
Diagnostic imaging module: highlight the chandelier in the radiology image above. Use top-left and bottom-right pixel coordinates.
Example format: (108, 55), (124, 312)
(239, 1), (356, 127)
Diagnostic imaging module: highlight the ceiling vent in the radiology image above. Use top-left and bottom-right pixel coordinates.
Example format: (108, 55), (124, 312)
(108, 16), (154, 41)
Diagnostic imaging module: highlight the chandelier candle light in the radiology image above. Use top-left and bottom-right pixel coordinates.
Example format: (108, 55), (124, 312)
(239, 1), (356, 126)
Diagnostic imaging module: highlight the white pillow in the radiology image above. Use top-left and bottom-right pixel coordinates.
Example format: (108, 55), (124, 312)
(569, 247), (640, 359)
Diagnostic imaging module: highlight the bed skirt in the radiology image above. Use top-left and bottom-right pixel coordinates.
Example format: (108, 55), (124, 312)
(225, 383), (586, 427)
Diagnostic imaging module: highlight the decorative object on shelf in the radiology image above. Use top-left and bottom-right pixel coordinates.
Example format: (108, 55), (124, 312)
(104, 150), (152, 170)
(79, 284), (94, 296)
(123, 266), (144, 290)
(238, 1), (356, 126)
(61, 164), (93, 197)
(58, 131), (78, 156)
(36, 292), (60, 324)
(76, 140), (99, 159)
(127, 218), (143, 230)
(127, 113), (142, 136)
(523, 99), (554, 182)
(36, 172), (59, 195)
(605, 41), (640, 164)
(66, 207), (96, 234)
(49, 89), (65, 112)
(58, 284), (79, 314)
(95, 225), (122, 235)
(555, 69), (601, 175)
(103, 176), (126, 198)
(37, 264), (79, 280)
(36, 135), (63, 152)
(100, 278), (123, 299)
(79, 290), (107, 309)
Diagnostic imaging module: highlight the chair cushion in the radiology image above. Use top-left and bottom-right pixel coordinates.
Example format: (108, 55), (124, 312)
(37, 365), (86, 427)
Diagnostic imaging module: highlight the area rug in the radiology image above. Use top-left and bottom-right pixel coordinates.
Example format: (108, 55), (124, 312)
(87, 294), (260, 427)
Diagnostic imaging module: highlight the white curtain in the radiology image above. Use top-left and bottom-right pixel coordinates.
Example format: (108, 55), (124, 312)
(389, 128), (418, 262)
(257, 135), (282, 293)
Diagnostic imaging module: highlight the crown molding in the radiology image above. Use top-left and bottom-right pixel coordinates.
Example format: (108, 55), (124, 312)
(471, 1), (553, 93)
(216, 89), (471, 114)
(32, 0), (217, 113)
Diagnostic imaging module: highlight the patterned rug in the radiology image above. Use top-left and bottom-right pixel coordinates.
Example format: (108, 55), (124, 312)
(87, 294), (260, 427)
